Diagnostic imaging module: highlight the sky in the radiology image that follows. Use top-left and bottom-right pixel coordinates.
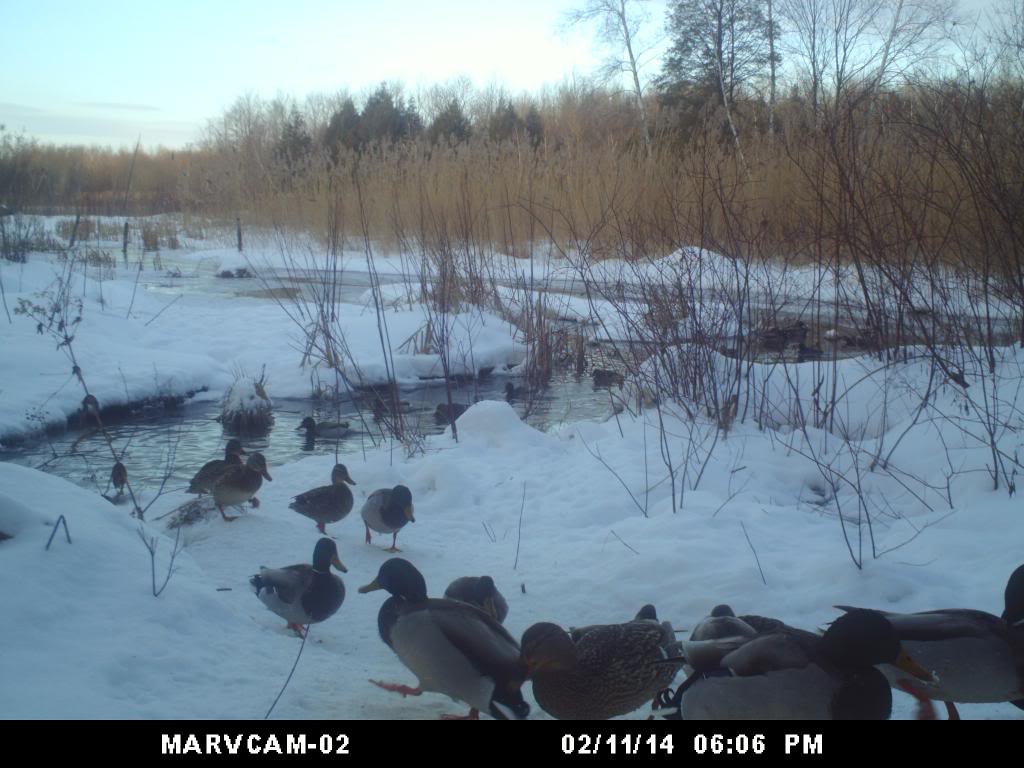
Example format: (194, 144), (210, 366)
(0, 0), (1004, 151)
(0, 0), (629, 149)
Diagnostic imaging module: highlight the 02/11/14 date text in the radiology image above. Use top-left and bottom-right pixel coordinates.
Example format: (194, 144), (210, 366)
(562, 734), (676, 756)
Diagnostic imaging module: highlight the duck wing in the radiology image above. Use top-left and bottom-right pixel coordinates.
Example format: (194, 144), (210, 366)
(720, 632), (815, 676)
(425, 598), (522, 670)
(252, 564), (315, 605)
(188, 459), (226, 493)
(834, 605), (1000, 641)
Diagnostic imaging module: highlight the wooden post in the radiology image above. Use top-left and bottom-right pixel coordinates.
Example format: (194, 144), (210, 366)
(236, 217), (243, 252)
(122, 221), (129, 264)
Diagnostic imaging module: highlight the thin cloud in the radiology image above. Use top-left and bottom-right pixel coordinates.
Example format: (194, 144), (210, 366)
(78, 102), (161, 112)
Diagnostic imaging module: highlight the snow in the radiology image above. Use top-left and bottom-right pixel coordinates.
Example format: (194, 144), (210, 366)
(0, 247), (524, 442)
(1, 393), (1022, 719)
(1, 217), (1022, 720)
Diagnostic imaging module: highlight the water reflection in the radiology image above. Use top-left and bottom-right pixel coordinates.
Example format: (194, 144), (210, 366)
(2, 371), (618, 495)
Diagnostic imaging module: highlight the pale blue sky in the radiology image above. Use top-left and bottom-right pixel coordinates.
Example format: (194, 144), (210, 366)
(0, 0), (619, 148)
(0, 0), (1002, 150)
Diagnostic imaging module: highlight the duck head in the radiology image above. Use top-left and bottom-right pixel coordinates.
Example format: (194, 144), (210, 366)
(311, 537), (347, 573)
(331, 464), (356, 486)
(389, 485), (414, 523)
(470, 576), (501, 620)
(358, 558), (427, 601)
(225, 438), (247, 458)
(521, 622), (578, 677)
(297, 417), (316, 432)
(821, 610), (933, 680)
(246, 452), (273, 481)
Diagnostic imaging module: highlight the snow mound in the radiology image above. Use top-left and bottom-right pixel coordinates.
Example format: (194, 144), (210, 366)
(452, 400), (537, 446)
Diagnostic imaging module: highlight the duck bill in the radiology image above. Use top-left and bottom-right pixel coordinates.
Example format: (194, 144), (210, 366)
(358, 578), (383, 594)
(331, 555), (348, 574)
(261, 469), (273, 482)
(343, 471), (356, 485)
(405, 505), (415, 523)
(894, 649), (935, 683)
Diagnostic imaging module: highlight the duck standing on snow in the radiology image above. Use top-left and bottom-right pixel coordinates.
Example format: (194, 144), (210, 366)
(110, 461), (128, 498)
(187, 439), (246, 494)
(655, 609), (934, 720)
(289, 463), (357, 534)
(836, 563), (1024, 719)
(251, 538), (347, 637)
(212, 452), (272, 521)
(520, 605), (681, 720)
(361, 485), (414, 552)
(359, 558), (529, 720)
(297, 416), (351, 439)
(444, 576), (508, 624)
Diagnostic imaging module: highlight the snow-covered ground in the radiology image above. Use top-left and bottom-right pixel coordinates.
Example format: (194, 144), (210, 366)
(1, 396), (1022, 719)
(0, 242), (524, 442)
(2, 217), (1022, 720)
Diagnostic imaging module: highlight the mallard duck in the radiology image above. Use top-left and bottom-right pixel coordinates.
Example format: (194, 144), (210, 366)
(297, 416), (351, 439)
(689, 605), (759, 642)
(592, 369), (624, 388)
(444, 576), (508, 624)
(520, 605), (682, 720)
(361, 485), (414, 552)
(836, 563), (1024, 719)
(359, 558), (529, 720)
(187, 439), (246, 494)
(289, 463), (356, 534)
(434, 402), (468, 425)
(250, 537), (347, 637)
(79, 394), (101, 427)
(110, 461), (128, 497)
(212, 452), (272, 521)
(656, 609), (934, 720)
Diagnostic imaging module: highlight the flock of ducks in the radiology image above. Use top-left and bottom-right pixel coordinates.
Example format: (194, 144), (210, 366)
(186, 436), (1024, 721)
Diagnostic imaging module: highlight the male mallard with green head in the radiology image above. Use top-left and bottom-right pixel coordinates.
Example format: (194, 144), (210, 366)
(359, 558), (529, 720)
(187, 439), (246, 494)
(444, 576), (508, 624)
(212, 452), (271, 521)
(289, 463), (357, 535)
(837, 563), (1024, 719)
(251, 538), (347, 637)
(520, 605), (681, 720)
(361, 484), (414, 552)
(655, 609), (934, 720)
(297, 416), (351, 439)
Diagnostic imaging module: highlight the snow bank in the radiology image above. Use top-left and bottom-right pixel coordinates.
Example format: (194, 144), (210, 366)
(3, 396), (1021, 719)
(0, 252), (524, 442)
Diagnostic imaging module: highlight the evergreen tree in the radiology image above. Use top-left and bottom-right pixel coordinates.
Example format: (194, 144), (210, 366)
(427, 99), (473, 145)
(325, 98), (361, 159)
(488, 100), (525, 143)
(658, 0), (780, 107)
(275, 105), (312, 173)
(524, 104), (544, 149)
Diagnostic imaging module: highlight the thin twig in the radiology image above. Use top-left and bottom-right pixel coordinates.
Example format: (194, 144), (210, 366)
(609, 529), (639, 555)
(513, 481), (526, 570)
(265, 626), (310, 719)
(740, 521), (767, 586)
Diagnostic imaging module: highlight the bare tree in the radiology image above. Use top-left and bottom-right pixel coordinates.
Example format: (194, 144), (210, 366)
(563, 0), (661, 149)
(780, 0), (954, 116)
